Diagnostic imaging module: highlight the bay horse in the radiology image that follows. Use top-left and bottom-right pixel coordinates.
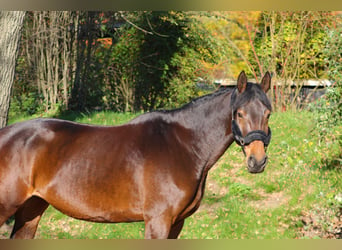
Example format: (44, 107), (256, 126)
(0, 71), (272, 239)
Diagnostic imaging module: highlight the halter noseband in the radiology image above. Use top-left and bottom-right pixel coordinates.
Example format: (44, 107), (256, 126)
(231, 119), (272, 147)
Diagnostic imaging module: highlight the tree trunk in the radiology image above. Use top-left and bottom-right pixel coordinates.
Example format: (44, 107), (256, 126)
(0, 11), (25, 128)
(70, 11), (96, 111)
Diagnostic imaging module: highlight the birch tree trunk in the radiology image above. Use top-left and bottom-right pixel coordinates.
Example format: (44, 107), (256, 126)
(0, 11), (25, 128)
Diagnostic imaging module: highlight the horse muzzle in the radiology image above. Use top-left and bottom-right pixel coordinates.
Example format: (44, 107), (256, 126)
(247, 154), (268, 174)
(231, 119), (271, 174)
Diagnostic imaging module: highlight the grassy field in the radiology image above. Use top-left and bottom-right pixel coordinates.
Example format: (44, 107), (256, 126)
(1, 110), (341, 239)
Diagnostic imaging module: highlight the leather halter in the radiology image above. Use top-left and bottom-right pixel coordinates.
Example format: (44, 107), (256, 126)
(231, 119), (271, 147)
(230, 88), (272, 149)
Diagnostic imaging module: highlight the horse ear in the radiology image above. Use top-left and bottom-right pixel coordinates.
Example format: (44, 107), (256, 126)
(260, 71), (271, 93)
(237, 71), (247, 93)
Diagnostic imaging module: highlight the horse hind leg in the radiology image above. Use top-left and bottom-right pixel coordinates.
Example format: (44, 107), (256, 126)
(10, 196), (49, 239)
(168, 219), (185, 239)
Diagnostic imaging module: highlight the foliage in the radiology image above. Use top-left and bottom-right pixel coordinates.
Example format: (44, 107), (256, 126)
(250, 11), (331, 79)
(9, 92), (44, 117)
(16, 12), (79, 112)
(9, 11), (342, 116)
(98, 11), (228, 111)
(11, 11), (237, 114)
(246, 11), (338, 111)
(69, 11), (113, 112)
(310, 87), (342, 142)
(309, 19), (342, 147)
(214, 11), (263, 78)
(164, 12), (230, 108)
(96, 26), (140, 112)
(11, 52), (43, 117)
(97, 11), (188, 111)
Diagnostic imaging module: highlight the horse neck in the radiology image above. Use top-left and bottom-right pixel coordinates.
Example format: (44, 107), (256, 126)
(175, 91), (235, 168)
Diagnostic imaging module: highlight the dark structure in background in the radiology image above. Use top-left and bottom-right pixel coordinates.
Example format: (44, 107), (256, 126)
(206, 78), (332, 110)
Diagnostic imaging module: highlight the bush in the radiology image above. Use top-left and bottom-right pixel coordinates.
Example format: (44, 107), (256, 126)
(311, 25), (342, 142)
(9, 92), (44, 118)
(308, 23), (342, 169)
(95, 11), (229, 112)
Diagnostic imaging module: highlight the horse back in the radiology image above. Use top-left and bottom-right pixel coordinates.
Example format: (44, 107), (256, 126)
(0, 118), (201, 223)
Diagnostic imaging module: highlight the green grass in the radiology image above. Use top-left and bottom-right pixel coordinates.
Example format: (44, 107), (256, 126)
(8, 110), (140, 126)
(3, 110), (342, 239)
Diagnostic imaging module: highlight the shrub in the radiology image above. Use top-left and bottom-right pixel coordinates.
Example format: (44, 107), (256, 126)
(312, 25), (342, 142)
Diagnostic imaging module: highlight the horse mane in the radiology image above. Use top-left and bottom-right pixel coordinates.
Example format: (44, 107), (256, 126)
(158, 86), (232, 114)
(129, 87), (232, 124)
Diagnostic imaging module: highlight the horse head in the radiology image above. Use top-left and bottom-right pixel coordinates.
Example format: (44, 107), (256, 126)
(231, 71), (272, 173)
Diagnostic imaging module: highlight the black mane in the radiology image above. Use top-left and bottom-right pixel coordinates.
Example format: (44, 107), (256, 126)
(129, 86), (232, 124)
(157, 86), (232, 114)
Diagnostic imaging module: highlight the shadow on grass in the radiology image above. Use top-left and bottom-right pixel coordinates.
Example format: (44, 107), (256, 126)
(313, 134), (342, 172)
(319, 138), (342, 172)
(320, 156), (342, 172)
(5, 216), (14, 226)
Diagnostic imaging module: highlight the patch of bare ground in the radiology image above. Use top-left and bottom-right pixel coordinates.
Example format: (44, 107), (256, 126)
(198, 179), (228, 215)
(201, 167), (290, 215)
(202, 162), (290, 213)
(250, 190), (290, 210)
(217, 161), (253, 185)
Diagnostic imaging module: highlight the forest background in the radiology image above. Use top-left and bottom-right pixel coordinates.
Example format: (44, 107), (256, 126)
(9, 11), (342, 118)
(1, 10), (342, 239)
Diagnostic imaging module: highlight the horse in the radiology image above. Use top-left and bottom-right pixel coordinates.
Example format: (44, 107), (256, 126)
(0, 71), (272, 239)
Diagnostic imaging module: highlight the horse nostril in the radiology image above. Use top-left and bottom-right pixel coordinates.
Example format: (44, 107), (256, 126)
(247, 155), (268, 173)
(248, 155), (256, 167)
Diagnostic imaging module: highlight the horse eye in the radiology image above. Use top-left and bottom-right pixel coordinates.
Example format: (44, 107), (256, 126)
(237, 112), (243, 118)
(266, 114), (271, 119)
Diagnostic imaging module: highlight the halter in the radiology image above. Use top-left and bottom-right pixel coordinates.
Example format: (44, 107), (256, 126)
(230, 89), (272, 152)
(231, 119), (271, 147)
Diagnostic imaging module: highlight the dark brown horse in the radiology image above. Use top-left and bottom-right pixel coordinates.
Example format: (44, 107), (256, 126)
(0, 71), (272, 239)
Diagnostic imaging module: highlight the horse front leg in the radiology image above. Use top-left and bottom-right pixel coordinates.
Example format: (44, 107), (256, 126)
(168, 219), (184, 239)
(10, 196), (49, 239)
(144, 213), (173, 239)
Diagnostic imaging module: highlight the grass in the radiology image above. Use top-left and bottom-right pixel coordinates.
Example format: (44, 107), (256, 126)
(2, 110), (341, 239)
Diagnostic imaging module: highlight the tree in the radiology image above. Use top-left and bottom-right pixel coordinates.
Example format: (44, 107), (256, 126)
(70, 11), (121, 111)
(70, 11), (97, 111)
(10, 11), (341, 116)
(315, 13), (342, 141)
(103, 11), (230, 111)
(0, 11), (26, 128)
(250, 11), (334, 111)
(20, 11), (79, 112)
